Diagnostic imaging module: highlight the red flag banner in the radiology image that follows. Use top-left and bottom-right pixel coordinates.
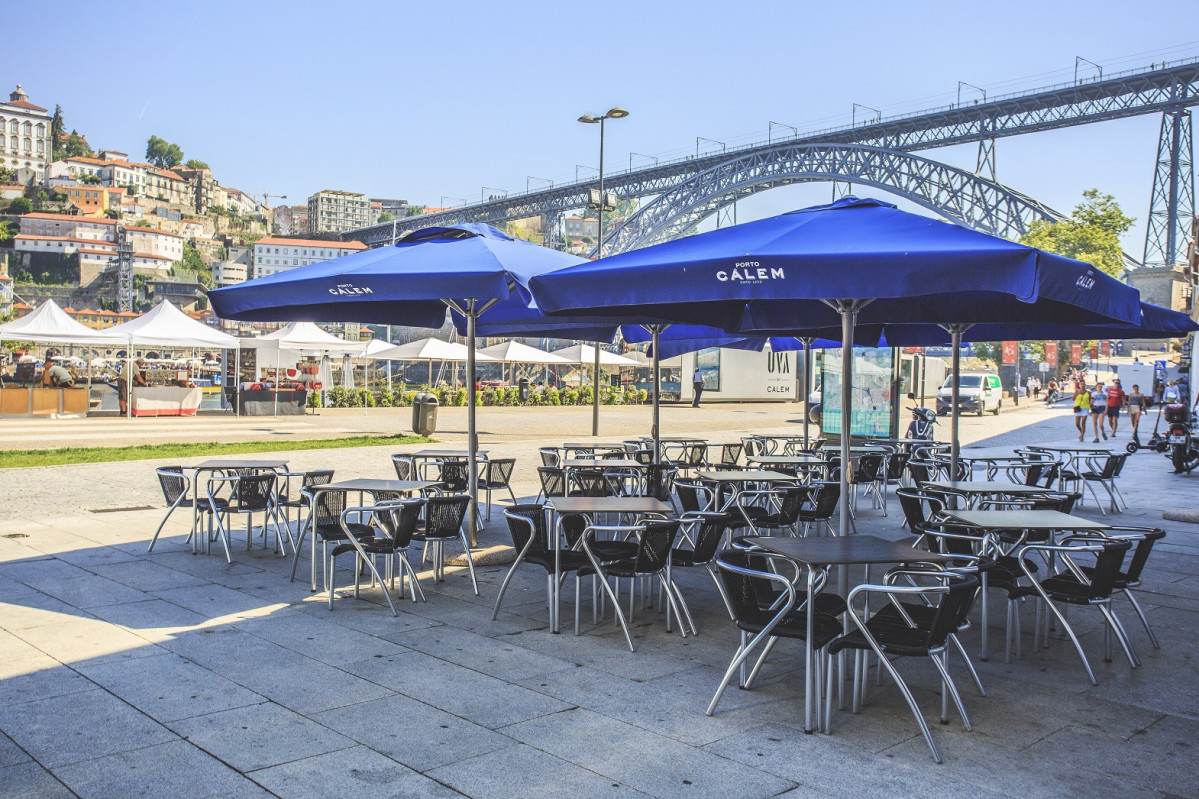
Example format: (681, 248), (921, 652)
(1045, 341), (1058, 366)
(1100, 340), (1110, 356)
(1002, 341), (1018, 365)
(1071, 343), (1082, 364)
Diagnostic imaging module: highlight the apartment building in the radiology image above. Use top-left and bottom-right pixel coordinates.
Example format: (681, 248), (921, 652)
(252, 236), (366, 278)
(307, 189), (370, 233)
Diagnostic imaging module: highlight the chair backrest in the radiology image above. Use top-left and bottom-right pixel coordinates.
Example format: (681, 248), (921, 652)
(1022, 462), (1044, 486)
(156, 466), (189, 505)
(485, 458), (515, 487)
(742, 438), (765, 458)
(1038, 462), (1061, 488)
(895, 487), (934, 531)
(423, 494), (470, 539)
(855, 454), (885, 483)
(313, 489), (348, 532)
(572, 470), (610, 498)
(885, 451), (909, 481)
(674, 481), (707, 513)
(686, 513), (733, 563)
(924, 573), (981, 649)
(1030, 491), (1080, 513)
(715, 549), (787, 627)
(630, 448), (655, 465)
(232, 473), (275, 512)
(373, 500), (424, 549)
(721, 443), (743, 466)
(1119, 527), (1166, 584)
(504, 504), (548, 556)
(438, 461), (469, 492)
(1111, 453), (1128, 478)
(906, 459), (935, 485)
(560, 513), (587, 548)
(803, 481), (840, 520)
(538, 448), (560, 467)
(1093, 454), (1122, 480)
(632, 520), (680, 573)
(1078, 538), (1134, 600)
(773, 486), (810, 525)
(643, 464), (676, 502)
(538, 467), (567, 498)
(303, 470), (334, 489)
(391, 456), (415, 481)
(685, 444), (708, 467)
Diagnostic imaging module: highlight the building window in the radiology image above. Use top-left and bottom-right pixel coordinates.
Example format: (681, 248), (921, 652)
(22, 121), (31, 134)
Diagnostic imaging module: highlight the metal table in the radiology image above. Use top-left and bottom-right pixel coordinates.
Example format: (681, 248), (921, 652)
(921, 480), (1050, 509)
(744, 535), (957, 733)
(187, 459), (288, 555)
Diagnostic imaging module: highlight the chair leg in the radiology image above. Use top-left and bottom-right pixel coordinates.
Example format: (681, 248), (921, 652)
(1123, 589), (1160, 649)
(490, 557), (525, 620)
(147, 500), (183, 552)
(930, 649), (972, 730)
(593, 569), (635, 653)
(1040, 597), (1097, 685)
(948, 633), (986, 697)
(1097, 604), (1140, 668)
(458, 532), (479, 596)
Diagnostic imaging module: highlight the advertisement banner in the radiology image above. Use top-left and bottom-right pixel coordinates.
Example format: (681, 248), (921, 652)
(1071, 343), (1082, 364)
(1100, 340), (1110, 357)
(1045, 341), (1058, 366)
(1002, 341), (1018, 365)
(1090, 345), (1099, 360)
(820, 348), (894, 438)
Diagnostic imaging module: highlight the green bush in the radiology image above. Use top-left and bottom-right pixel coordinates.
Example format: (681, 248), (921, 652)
(545, 387), (561, 406)
(563, 389), (579, 405)
(503, 387), (520, 406)
(401, 391), (417, 407)
(602, 387), (617, 405)
(638, 389), (649, 404)
(436, 386), (453, 406)
(528, 391), (543, 406)
(306, 390), (322, 408)
(376, 391), (393, 408)
(453, 387), (467, 407)
(481, 387), (499, 406)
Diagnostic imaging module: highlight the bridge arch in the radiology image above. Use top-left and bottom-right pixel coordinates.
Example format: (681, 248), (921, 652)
(598, 143), (1065, 255)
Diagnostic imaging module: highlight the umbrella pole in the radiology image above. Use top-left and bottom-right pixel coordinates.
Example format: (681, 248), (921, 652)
(801, 337), (814, 450)
(273, 349), (280, 416)
(466, 302), (479, 547)
(592, 345), (601, 436)
(650, 326), (662, 462)
(943, 324), (972, 477)
(235, 349), (241, 417)
(837, 306), (857, 539)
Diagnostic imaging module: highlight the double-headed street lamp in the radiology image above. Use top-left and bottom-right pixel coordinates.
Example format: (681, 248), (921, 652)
(578, 106), (629, 436)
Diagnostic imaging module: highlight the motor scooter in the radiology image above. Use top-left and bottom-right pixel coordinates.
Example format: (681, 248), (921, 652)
(1164, 403), (1199, 474)
(904, 393), (937, 440)
(1128, 402), (1169, 454)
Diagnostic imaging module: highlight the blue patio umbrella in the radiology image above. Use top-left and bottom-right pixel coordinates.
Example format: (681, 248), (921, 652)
(208, 224), (591, 543)
(531, 196), (1143, 541)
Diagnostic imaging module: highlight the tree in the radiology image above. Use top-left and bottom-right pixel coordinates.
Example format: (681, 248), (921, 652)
(50, 105), (65, 160)
(104, 208), (120, 219)
(145, 135), (184, 168)
(407, 205), (425, 217)
(378, 211), (394, 224)
(62, 130), (93, 158)
(184, 159), (209, 171)
(0, 166), (15, 183)
(1019, 189), (1134, 278)
(8, 197), (32, 214)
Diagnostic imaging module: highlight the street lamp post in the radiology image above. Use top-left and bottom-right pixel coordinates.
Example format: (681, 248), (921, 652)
(578, 106), (629, 436)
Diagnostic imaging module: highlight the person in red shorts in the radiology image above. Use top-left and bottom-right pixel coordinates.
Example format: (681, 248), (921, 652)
(1105, 378), (1126, 437)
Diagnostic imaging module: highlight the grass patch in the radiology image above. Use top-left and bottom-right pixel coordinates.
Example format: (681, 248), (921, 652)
(0, 434), (434, 469)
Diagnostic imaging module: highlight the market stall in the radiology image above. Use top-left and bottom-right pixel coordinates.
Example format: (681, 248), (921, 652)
(239, 322), (366, 415)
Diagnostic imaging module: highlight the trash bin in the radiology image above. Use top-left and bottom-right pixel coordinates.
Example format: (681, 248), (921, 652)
(518, 376), (530, 404)
(412, 392), (438, 436)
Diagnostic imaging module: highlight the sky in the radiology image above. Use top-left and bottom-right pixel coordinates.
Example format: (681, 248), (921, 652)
(7, 0), (1197, 255)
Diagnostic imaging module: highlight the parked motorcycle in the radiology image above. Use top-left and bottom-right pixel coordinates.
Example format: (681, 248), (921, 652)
(905, 393), (937, 440)
(1164, 403), (1199, 474)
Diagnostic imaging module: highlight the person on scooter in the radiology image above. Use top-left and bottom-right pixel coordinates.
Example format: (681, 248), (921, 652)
(1105, 378), (1126, 438)
(1127, 384), (1146, 440)
(1045, 378), (1060, 406)
(1073, 382), (1092, 441)
(1090, 381), (1108, 443)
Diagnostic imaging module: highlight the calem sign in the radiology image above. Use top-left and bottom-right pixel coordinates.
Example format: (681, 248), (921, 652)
(328, 283), (374, 296)
(716, 262), (785, 283)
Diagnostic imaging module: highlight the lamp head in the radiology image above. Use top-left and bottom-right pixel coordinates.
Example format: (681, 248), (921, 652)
(577, 114), (600, 124)
(605, 107), (629, 119)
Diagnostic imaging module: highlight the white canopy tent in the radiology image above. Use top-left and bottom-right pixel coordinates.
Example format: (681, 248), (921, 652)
(371, 337), (496, 387)
(0, 299), (116, 346)
(479, 340), (572, 385)
(239, 322), (368, 414)
(98, 301), (240, 417)
(551, 343), (639, 368)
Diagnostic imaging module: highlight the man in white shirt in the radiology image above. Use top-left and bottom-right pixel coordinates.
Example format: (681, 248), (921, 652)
(692, 368), (706, 407)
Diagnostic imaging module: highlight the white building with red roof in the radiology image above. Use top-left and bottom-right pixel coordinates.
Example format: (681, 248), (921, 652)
(0, 84), (51, 182)
(252, 236), (367, 278)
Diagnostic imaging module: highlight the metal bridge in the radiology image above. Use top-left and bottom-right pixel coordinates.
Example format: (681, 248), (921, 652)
(348, 57), (1199, 268)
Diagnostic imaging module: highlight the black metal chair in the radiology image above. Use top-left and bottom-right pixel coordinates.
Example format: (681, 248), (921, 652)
(706, 548), (842, 716)
(669, 512), (734, 629)
(477, 458), (517, 520)
(538, 447), (561, 467)
(719, 442), (744, 467)
(1006, 535), (1136, 685)
(391, 455), (416, 481)
(149, 466), (196, 553)
(827, 569), (980, 763)
(412, 494), (477, 595)
(798, 481), (841, 537)
(204, 472), (286, 563)
(275, 469), (334, 538)
(1078, 526), (1166, 650)
(582, 520), (685, 652)
(492, 505), (595, 633)
(328, 499), (426, 615)
(290, 488), (375, 591)
(1080, 453), (1128, 514)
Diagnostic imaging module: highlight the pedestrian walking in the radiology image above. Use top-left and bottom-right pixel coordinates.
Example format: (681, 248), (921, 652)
(1073, 382), (1092, 441)
(1105, 378), (1126, 437)
(1090, 381), (1108, 442)
(691, 367), (706, 407)
(1127, 384), (1146, 438)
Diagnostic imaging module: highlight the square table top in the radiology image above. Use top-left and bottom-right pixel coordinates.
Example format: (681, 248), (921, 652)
(746, 454), (827, 465)
(943, 509), (1110, 531)
(192, 459), (288, 470)
(745, 535), (958, 567)
(410, 449), (489, 459)
(561, 442), (629, 450)
(696, 469), (797, 482)
(1026, 443), (1116, 454)
(923, 480), (1048, 495)
(549, 496), (673, 515)
(317, 479), (438, 494)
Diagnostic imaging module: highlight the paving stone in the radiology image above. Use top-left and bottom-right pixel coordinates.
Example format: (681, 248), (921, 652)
(0, 688), (176, 768)
(168, 701), (355, 772)
(0, 761), (75, 799)
(389, 624), (576, 682)
(237, 608), (408, 665)
(0, 730), (30, 767)
(54, 738), (275, 799)
(426, 742), (647, 798)
(312, 693), (515, 772)
(250, 744), (463, 798)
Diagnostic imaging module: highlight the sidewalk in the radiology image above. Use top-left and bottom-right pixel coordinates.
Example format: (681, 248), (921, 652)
(1, 407), (1196, 797)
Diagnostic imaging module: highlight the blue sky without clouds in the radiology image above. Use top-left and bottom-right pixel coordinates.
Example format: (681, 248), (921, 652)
(7, 0), (1197, 253)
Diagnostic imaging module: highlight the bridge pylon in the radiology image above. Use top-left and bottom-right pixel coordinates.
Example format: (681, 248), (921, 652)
(1143, 109), (1195, 268)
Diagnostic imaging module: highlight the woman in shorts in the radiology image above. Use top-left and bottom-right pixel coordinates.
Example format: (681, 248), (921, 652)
(1127, 384), (1146, 438)
(1073, 383), (1092, 441)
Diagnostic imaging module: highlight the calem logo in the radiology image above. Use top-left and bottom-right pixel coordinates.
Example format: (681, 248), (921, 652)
(1074, 270), (1095, 291)
(328, 283), (374, 296)
(716, 261), (785, 283)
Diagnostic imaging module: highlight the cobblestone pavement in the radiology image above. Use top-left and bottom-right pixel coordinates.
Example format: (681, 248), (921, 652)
(0, 401), (1196, 797)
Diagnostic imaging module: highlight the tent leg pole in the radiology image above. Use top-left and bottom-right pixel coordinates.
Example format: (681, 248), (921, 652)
(941, 324), (971, 477)
(466, 304), (479, 548)
(273, 349), (280, 416)
(802, 337), (814, 450)
(235, 349), (240, 417)
(592, 345), (601, 436)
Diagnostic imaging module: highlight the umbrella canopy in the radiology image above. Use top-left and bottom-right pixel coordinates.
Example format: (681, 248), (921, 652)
(478, 340), (572, 365)
(552, 343), (639, 368)
(0, 299), (117, 346)
(100, 301), (239, 349)
(371, 337), (497, 362)
(243, 321), (366, 355)
(206, 223), (590, 543)
(531, 196), (1144, 539)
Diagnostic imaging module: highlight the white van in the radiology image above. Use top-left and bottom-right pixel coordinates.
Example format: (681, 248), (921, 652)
(936, 372), (1002, 416)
